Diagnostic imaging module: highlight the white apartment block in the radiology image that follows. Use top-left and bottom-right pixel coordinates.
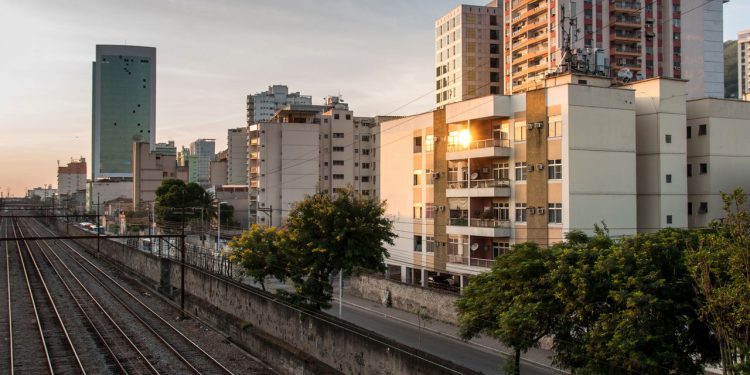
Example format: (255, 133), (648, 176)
(227, 127), (248, 185)
(381, 72), (750, 287)
(246, 85), (313, 124)
(435, 2), (503, 108)
(739, 29), (750, 100)
(686, 98), (750, 228)
(188, 138), (215, 187)
(247, 97), (380, 226)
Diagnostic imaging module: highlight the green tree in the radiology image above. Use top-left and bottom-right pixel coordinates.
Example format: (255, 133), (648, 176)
(456, 242), (561, 375)
(154, 179), (213, 227)
(688, 188), (750, 374)
(552, 229), (718, 374)
(227, 224), (290, 291)
(282, 189), (395, 310)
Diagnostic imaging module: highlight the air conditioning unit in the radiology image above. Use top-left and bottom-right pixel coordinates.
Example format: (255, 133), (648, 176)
(433, 136), (441, 142)
(437, 205), (445, 212)
(433, 172), (441, 180)
(527, 123), (534, 130)
(535, 122), (544, 129)
(537, 163), (545, 170)
(527, 165), (535, 172)
(528, 207), (536, 214)
(537, 207), (545, 214)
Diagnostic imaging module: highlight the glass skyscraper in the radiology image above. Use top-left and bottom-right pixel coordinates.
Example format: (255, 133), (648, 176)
(92, 45), (156, 179)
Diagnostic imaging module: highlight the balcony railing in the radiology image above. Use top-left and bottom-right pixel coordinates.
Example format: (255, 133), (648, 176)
(449, 218), (511, 228)
(447, 254), (495, 268)
(610, 1), (640, 10)
(447, 179), (511, 189)
(447, 138), (510, 152)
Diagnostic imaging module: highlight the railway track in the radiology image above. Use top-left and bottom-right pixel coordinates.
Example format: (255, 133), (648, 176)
(18, 217), (234, 375)
(3, 216), (86, 374)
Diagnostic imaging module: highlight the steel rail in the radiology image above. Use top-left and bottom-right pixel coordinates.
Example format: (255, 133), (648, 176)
(22, 219), (158, 375)
(3, 218), (14, 374)
(14, 219), (87, 374)
(31, 219), (234, 375)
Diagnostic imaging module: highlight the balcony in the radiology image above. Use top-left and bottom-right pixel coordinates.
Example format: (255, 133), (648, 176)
(448, 255), (496, 269)
(610, 30), (641, 42)
(447, 178), (511, 198)
(447, 138), (511, 160)
(249, 151), (259, 160)
(611, 15), (641, 28)
(526, 2), (547, 18)
(447, 218), (511, 237)
(249, 167), (260, 175)
(610, 1), (641, 13)
(612, 45), (642, 56)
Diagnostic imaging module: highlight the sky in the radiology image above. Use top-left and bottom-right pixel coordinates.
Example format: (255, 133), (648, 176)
(0, 0), (748, 197)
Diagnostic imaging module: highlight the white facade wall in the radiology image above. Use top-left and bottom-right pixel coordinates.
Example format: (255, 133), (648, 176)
(227, 127), (248, 185)
(682, 0), (726, 99)
(90, 180), (132, 211)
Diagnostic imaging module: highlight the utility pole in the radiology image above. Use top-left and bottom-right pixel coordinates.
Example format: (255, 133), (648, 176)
(96, 193), (100, 256)
(180, 191), (186, 319)
(257, 205), (273, 227)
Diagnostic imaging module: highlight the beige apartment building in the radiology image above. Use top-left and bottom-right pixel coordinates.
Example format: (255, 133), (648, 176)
(739, 29), (750, 100)
(247, 97), (380, 226)
(435, 2), (503, 108)
(132, 141), (188, 210)
(381, 72), (750, 287)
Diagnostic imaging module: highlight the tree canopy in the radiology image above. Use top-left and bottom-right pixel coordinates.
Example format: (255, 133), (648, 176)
(154, 179), (214, 227)
(228, 189), (396, 310)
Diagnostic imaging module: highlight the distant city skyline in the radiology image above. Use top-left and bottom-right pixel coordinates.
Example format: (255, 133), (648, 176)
(0, 0), (748, 196)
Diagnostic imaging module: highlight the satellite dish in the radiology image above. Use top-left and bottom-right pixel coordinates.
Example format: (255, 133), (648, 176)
(470, 172), (479, 180)
(470, 243), (480, 251)
(617, 68), (633, 82)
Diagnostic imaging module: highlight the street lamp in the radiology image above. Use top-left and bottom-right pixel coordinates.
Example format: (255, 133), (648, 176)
(216, 201), (229, 252)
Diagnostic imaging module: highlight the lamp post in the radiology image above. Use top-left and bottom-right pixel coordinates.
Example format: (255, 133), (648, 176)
(216, 201), (229, 252)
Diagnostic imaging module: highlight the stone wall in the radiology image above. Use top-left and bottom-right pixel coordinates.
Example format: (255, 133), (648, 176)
(348, 274), (459, 325)
(57, 223), (480, 375)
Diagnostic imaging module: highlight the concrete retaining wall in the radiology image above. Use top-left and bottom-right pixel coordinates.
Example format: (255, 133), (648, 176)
(349, 275), (459, 325)
(57, 223), (480, 375)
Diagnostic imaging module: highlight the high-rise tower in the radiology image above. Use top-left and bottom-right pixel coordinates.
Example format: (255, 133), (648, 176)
(92, 45), (156, 180)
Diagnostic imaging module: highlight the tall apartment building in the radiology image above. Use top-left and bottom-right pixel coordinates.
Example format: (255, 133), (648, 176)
(381, 72), (750, 287)
(247, 97), (380, 226)
(57, 158), (87, 196)
(738, 29), (750, 100)
(227, 127), (249, 185)
(92, 45), (156, 180)
(435, 2), (503, 108)
(432, 0), (725, 97)
(209, 151), (229, 187)
(188, 139), (216, 187)
(246, 85), (313, 124)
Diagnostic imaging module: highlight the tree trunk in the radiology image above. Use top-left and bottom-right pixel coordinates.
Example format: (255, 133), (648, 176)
(514, 348), (521, 375)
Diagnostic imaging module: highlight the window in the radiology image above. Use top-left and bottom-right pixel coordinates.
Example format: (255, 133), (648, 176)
(333, 132), (345, 138)
(490, 72), (500, 82)
(548, 116), (562, 137)
(425, 236), (435, 253)
(413, 205), (422, 219)
(548, 159), (562, 179)
(665, 134), (672, 143)
(494, 202), (510, 221)
(490, 86), (500, 94)
(354, 148), (359, 153)
(346, 114), (351, 120)
(490, 43), (500, 54)
(493, 162), (509, 180)
(333, 146), (344, 152)
(413, 172), (421, 186)
(514, 121), (527, 141)
(324, 162), (329, 166)
(493, 241), (510, 258)
(362, 149), (370, 155)
(361, 163), (370, 169)
(414, 235), (422, 252)
(490, 57), (500, 68)
(333, 160), (344, 166)
(333, 174), (344, 180)
(686, 126), (692, 139)
(425, 203), (435, 219)
(699, 202), (708, 214)
(424, 135), (434, 152)
(687, 164), (692, 177)
(699, 124), (707, 135)
(515, 203), (527, 222)
(361, 190), (370, 196)
(673, 32), (680, 40)
(425, 169), (435, 185)
(700, 163), (708, 174)
(334, 114), (340, 119)
(688, 202), (693, 216)
(666, 174), (672, 183)
(666, 215), (673, 224)
(361, 176), (370, 183)
(515, 162), (527, 181)
(361, 135), (370, 142)
(548, 203), (562, 223)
